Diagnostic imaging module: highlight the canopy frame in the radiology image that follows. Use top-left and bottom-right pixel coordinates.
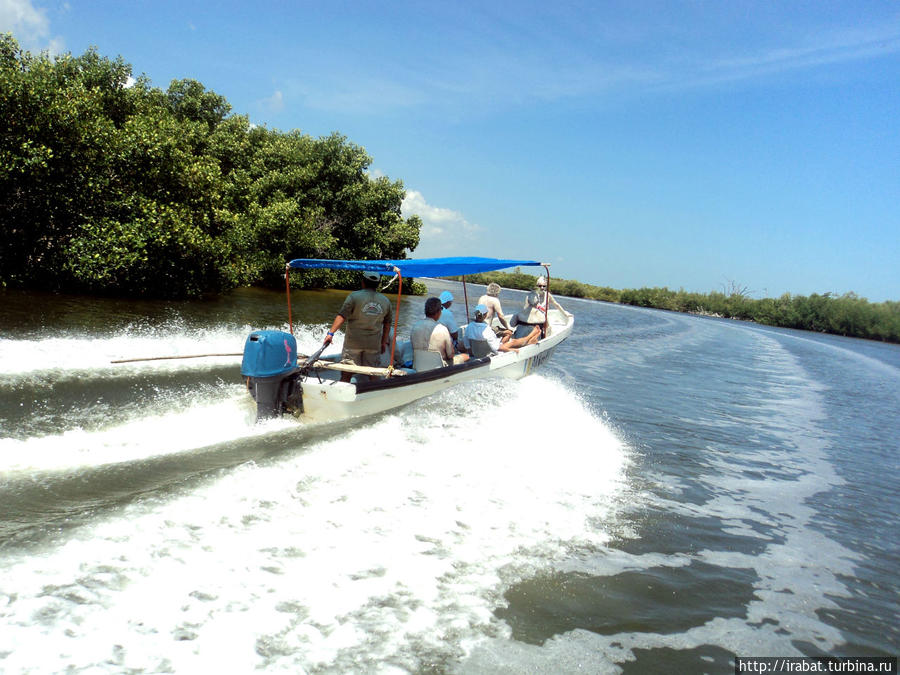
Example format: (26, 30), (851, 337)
(284, 256), (551, 372)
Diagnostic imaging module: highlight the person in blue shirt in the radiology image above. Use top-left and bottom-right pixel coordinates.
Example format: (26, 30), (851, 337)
(437, 290), (460, 348)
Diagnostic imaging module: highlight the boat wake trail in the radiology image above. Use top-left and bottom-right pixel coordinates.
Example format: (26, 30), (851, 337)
(0, 393), (272, 476)
(0, 327), (342, 476)
(0, 374), (631, 673)
(0, 334), (295, 478)
(460, 328), (860, 672)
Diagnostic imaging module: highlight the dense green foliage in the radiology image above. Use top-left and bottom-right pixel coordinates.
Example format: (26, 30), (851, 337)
(459, 270), (900, 344)
(0, 35), (421, 297)
(617, 288), (900, 343)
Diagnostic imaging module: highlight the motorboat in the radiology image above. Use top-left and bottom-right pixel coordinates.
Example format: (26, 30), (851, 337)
(241, 257), (574, 423)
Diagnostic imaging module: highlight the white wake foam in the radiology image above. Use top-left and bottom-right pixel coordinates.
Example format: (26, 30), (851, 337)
(0, 376), (630, 673)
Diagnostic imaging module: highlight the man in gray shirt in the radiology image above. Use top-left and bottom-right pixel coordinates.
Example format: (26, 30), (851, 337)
(410, 297), (468, 366)
(323, 272), (392, 379)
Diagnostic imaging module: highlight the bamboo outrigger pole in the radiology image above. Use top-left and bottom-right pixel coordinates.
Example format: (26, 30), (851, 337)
(111, 353), (242, 364)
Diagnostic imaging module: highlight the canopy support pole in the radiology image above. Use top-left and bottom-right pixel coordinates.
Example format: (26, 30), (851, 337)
(462, 275), (470, 323)
(390, 268), (402, 368)
(543, 263), (551, 335)
(285, 265), (294, 335)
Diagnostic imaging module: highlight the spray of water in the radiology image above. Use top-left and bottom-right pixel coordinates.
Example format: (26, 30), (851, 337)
(0, 374), (629, 673)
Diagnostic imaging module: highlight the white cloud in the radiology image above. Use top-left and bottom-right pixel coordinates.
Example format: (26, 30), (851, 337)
(401, 190), (481, 256)
(0, 0), (63, 52)
(260, 89), (285, 115)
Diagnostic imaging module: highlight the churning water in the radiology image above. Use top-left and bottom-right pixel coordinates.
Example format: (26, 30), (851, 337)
(1, 283), (897, 673)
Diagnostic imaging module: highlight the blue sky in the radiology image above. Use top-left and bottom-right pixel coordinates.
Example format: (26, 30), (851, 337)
(4, 1), (899, 301)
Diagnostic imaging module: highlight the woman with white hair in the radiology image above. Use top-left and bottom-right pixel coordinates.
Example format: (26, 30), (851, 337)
(515, 276), (566, 338)
(476, 282), (513, 332)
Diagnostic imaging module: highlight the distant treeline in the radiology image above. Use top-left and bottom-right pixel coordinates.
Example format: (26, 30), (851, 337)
(458, 271), (900, 344)
(0, 35), (421, 298)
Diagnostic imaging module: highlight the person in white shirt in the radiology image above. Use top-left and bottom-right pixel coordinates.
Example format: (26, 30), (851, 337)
(476, 282), (512, 332)
(515, 276), (566, 337)
(462, 304), (539, 355)
(410, 297), (469, 366)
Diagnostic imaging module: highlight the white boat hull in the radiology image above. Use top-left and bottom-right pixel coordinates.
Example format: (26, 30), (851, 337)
(294, 309), (573, 423)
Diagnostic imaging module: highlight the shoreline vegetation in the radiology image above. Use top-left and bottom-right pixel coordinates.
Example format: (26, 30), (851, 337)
(452, 271), (900, 345)
(1, 35), (422, 298)
(3, 36), (897, 345)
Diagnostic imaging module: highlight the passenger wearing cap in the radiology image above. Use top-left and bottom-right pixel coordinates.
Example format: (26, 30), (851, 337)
(323, 271), (393, 381)
(462, 304), (539, 356)
(515, 276), (565, 338)
(410, 297), (469, 367)
(476, 282), (512, 332)
(437, 290), (460, 347)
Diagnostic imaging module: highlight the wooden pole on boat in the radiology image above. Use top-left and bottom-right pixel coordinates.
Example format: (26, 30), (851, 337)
(542, 263), (551, 336)
(285, 264), (294, 335)
(111, 353), (242, 364)
(390, 266), (402, 369)
(462, 275), (470, 322)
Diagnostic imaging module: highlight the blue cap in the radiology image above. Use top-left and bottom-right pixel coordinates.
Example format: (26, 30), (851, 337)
(474, 303), (488, 316)
(440, 290), (453, 304)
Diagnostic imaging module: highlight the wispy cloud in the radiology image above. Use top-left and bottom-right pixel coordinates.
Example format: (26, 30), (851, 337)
(259, 89), (285, 115)
(293, 76), (429, 114)
(283, 12), (900, 115)
(0, 0), (64, 53)
(474, 22), (900, 101)
(401, 190), (481, 256)
(676, 25), (900, 90)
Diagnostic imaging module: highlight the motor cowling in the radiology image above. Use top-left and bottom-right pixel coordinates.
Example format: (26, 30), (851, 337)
(241, 330), (301, 420)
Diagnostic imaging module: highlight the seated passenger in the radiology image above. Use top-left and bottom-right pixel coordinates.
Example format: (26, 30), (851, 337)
(462, 304), (539, 356)
(394, 339), (413, 368)
(477, 282), (512, 332)
(381, 326), (414, 369)
(410, 297), (469, 367)
(514, 276), (564, 338)
(437, 290), (460, 347)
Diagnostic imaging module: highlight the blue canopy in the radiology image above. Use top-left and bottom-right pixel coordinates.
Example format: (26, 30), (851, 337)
(287, 256), (545, 278)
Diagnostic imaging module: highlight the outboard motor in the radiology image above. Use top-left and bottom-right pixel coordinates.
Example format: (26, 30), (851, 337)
(241, 330), (302, 420)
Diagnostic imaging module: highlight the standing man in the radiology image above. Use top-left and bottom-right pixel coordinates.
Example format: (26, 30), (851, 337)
(323, 271), (392, 380)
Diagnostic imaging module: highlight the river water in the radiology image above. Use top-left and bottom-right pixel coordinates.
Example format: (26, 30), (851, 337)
(1, 282), (897, 674)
